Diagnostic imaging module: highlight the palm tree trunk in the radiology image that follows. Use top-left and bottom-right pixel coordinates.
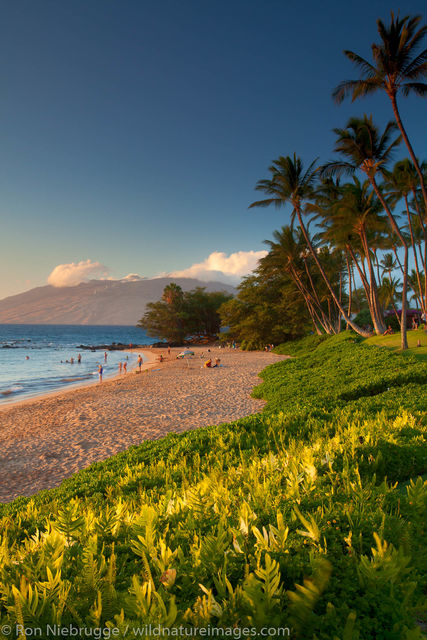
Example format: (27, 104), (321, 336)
(360, 228), (386, 334)
(411, 187), (427, 314)
(289, 265), (335, 334)
(345, 253), (352, 330)
(370, 176), (408, 350)
(390, 94), (427, 211)
(404, 194), (425, 315)
(295, 207), (372, 337)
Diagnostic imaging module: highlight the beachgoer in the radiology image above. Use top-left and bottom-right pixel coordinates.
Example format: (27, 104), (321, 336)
(204, 358), (212, 368)
(70, 357), (74, 364)
(123, 361), (127, 373)
(104, 351), (108, 362)
(25, 355), (29, 360)
(383, 325), (393, 335)
(98, 364), (103, 382)
(212, 358), (221, 367)
(118, 362), (123, 373)
(137, 354), (143, 371)
(77, 353), (81, 364)
(168, 345), (171, 356)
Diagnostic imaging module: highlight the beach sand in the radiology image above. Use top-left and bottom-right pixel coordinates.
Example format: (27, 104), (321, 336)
(0, 347), (285, 503)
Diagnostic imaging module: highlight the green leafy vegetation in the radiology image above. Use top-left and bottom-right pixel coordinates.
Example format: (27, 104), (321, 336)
(366, 327), (427, 362)
(1, 333), (426, 638)
(138, 283), (232, 343)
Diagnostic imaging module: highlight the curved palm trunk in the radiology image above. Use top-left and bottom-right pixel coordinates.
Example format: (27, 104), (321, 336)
(404, 195), (425, 315)
(345, 253), (352, 330)
(359, 229), (386, 334)
(295, 206), (371, 337)
(411, 187), (427, 313)
(370, 177), (408, 350)
(346, 243), (385, 334)
(289, 267), (334, 334)
(390, 94), (427, 212)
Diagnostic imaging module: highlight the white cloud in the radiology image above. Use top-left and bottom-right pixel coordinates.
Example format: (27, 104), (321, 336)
(166, 250), (268, 284)
(47, 260), (110, 287)
(121, 273), (144, 282)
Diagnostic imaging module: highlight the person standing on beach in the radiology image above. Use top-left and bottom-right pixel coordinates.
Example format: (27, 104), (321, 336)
(168, 345), (171, 357)
(118, 362), (123, 373)
(137, 354), (143, 372)
(98, 364), (103, 382)
(123, 361), (127, 374)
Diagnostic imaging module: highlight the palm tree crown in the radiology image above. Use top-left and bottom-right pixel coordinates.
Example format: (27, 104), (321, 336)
(332, 11), (427, 208)
(322, 115), (401, 179)
(249, 154), (318, 216)
(333, 12), (427, 102)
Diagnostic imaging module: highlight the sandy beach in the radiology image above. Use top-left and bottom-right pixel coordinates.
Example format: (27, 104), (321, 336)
(0, 347), (285, 503)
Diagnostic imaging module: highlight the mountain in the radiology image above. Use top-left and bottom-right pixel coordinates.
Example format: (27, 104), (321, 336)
(0, 278), (236, 325)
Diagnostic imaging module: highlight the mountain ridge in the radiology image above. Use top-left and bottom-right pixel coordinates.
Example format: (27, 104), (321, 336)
(0, 278), (236, 325)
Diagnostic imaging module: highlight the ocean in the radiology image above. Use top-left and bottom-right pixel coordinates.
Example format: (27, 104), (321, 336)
(0, 324), (156, 404)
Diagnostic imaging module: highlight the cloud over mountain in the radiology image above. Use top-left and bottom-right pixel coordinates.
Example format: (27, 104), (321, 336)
(166, 250), (267, 284)
(47, 260), (110, 287)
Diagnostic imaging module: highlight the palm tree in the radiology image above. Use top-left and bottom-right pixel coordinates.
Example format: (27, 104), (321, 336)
(249, 154), (371, 336)
(262, 226), (336, 334)
(379, 276), (402, 325)
(333, 12), (427, 209)
(380, 252), (397, 279)
(322, 115), (409, 348)
(384, 159), (426, 314)
(315, 177), (388, 334)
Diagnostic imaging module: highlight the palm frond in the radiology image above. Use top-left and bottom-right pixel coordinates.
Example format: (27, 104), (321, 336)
(320, 161), (356, 179)
(401, 81), (427, 96)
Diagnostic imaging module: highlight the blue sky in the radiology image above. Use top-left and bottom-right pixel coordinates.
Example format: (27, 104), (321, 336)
(0, 0), (425, 298)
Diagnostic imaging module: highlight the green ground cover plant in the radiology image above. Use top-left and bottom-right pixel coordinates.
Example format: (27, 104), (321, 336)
(365, 328), (427, 362)
(0, 333), (426, 639)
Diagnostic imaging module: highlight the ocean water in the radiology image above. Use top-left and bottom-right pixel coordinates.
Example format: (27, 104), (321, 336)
(0, 324), (156, 404)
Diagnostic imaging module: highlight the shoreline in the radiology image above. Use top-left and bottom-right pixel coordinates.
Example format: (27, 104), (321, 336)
(0, 349), (158, 410)
(0, 347), (286, 503)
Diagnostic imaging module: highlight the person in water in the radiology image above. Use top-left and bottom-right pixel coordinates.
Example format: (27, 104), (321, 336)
(77, 353), (81, 364)
(123, 361), (127, 373)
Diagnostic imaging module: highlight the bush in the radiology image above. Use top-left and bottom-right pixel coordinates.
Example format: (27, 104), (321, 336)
(0, 333), (426, 638)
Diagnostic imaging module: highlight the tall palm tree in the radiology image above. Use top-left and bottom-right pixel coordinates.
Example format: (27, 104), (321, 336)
(380, 252), (397, 279)
(384, 159), (426, 314)
(322, 115), (409, 349)
(379, 276), (402, 325)
(333, 12), (427, 209)
(249, 154), (370, 336)
(262, 226), (336, 334)
(316, 177), (388, 334)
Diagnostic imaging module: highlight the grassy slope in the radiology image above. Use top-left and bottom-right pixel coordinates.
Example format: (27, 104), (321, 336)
(0, 333), (426, 639)
(366, 327), (427, 361)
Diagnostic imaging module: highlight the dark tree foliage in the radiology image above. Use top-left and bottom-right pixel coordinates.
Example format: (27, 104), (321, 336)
(137, 283), (232, 343)
(219, 270), (310, 351)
